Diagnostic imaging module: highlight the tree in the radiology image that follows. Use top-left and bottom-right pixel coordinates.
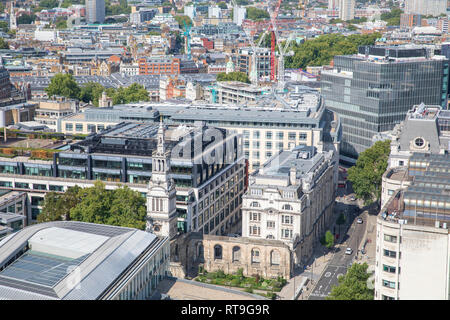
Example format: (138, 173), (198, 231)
(347, 140), (391, 207)
(0, 21), (9, 33)
(38, 181), (146, 230)
(79, 82), (105, 106)
(40, 0), (59, 8)
(380, 8), (403, 26)
(246, 7), (269, 21)
(285, 33), (380, 69)
(175, 15), (192, 29)
(0, 38), (9, 49)
(111, 83), (149, 104)
(327, 263), (374, 300)
(38, 186), (82, 222)
(55, 17), (67, 29)
(17, 14), (37, 24)
(217, 1), (227, 9)
(217, 71), (250, 83)
(324, 230), (334, 249)
(45, 73), (81, 99)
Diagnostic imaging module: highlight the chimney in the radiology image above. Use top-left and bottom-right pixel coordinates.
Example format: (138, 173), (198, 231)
(289, 166), (296, 185)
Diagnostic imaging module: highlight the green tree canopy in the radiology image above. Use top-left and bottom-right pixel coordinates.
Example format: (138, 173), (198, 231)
(45, 73), (81, 99)
(111, 83), (150, 104)
(327, 263), (374, 300)
(217, 1), (227, 9)
(38, 181), (146, 230)
(347, 140), (391, 206)
(55, 17), (67, 29)
(79, 82), (105, 106)
(0, 21), (9, 33)
(217, 71), (250, 83)
(285, 33), (380, 69)
(17, 13), (37, 24)
(40, 0), (59, 9)
(175, 15), (192, 29)
(380, 8), (403, 26)
(0, 38), (9, 49)
(324, 230), (334, 248)
(105, 0), (131, 15)
(246, 7), (269, 21)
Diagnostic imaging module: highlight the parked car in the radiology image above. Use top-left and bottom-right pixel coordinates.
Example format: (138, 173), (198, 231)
(345, 247), (353, 255)
(357, 218), (363, 224)
(349, 195), (356, 201)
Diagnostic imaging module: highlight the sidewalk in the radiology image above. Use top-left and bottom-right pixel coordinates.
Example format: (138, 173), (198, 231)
(356, 211), (377, 265)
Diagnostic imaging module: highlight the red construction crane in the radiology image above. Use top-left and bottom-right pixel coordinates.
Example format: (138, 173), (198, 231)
(270, 0), (283, 82)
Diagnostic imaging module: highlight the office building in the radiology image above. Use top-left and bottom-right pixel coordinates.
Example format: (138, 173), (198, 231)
(379, 104), (450, 207)
(339, 0), (355, 21)
(405, 0), (447, 17)
(321, 45), (449, 161)
(86, 0), (105, 24)
(33, 97), (78, 132)
(233, 6), (246, 26)
(0, 122), (245, 237)
(138, 57), (181, 76)
(375, 153), (450, 300)
(0, 191), (27, 239)
(400, 13), (422, 29)
(234, 47), (271, 81)
(0, 221), (170, 299)
(242, 146), (336, 265)
(59, 86), (342, 174)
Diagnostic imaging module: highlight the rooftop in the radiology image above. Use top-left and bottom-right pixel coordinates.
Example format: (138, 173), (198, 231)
(0, 221), (163, 300)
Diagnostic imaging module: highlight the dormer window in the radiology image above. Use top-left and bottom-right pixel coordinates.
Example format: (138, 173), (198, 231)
(414, 137), (424, 148)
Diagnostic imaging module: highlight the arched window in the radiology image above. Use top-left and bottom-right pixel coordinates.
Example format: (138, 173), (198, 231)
(214, 244), (223, 260)
(250, 201), (260, 208)
(282, 204), (293, 211)
(270, 250), (280, 266)
(251, 248), (260, 263)
(232, 246), (241, 262)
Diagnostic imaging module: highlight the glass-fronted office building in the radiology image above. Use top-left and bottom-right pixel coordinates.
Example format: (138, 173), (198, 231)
(321, 45), (449, 160)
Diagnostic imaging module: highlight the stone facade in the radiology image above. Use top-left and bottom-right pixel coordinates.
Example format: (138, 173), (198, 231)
(170, 232), (292, 279)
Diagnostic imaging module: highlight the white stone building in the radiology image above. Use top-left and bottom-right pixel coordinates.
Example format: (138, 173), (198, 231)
(242, 145), (337, 265)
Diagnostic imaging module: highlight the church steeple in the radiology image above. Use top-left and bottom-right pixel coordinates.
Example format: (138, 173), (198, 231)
(146, 121), (177, 239)
(9, 2), (16, 31)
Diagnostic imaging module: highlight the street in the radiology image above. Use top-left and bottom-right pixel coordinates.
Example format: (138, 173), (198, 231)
(308, 218), (366, 300)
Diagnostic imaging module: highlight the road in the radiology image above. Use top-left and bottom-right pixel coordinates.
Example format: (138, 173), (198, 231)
(308, 202), (366, 300)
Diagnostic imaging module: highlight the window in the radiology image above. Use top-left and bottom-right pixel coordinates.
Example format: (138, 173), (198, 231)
(65, 123), (73, 131)
(382, 295), (395, 300)
(249, 212), (261, 221)
(288, 132), (296, 140)
(251, 249), (260, 263)
(282, 204), (293, 211)
(250, 201), (260, 207)
(281, 229), (293, 238)
(75, 124), (83, 132)
(214, 245), (222, 260)
(253, 141), (260, 148)
(232, 246), (241, 262)
(267, 221), (275, 228)
(265, 131), (272, 139)
(266, 141), (272, 149)
(388, 189), (394, 195)
(249, 225), (260, 236)
(266, 152), (272, 158)
(384, 234), (397, 243)
(383, 249), (396, 258)
(270, 250), (280, 266)
(243, 130), (250, 138)
(299, 133), (307, 140)
(253, 151), (260, 158)
(282, 215), (293, 224)
(382, 280), (395, 289)
(383, 265), (396, 273)
(253, 131), (260, 139)
(277, 132), (284, 140)
(399, 160), (404, 166)
(414, 137), (424, 147)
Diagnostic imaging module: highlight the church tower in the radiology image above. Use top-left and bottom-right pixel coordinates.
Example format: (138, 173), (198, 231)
(146, 121), (178, 239)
